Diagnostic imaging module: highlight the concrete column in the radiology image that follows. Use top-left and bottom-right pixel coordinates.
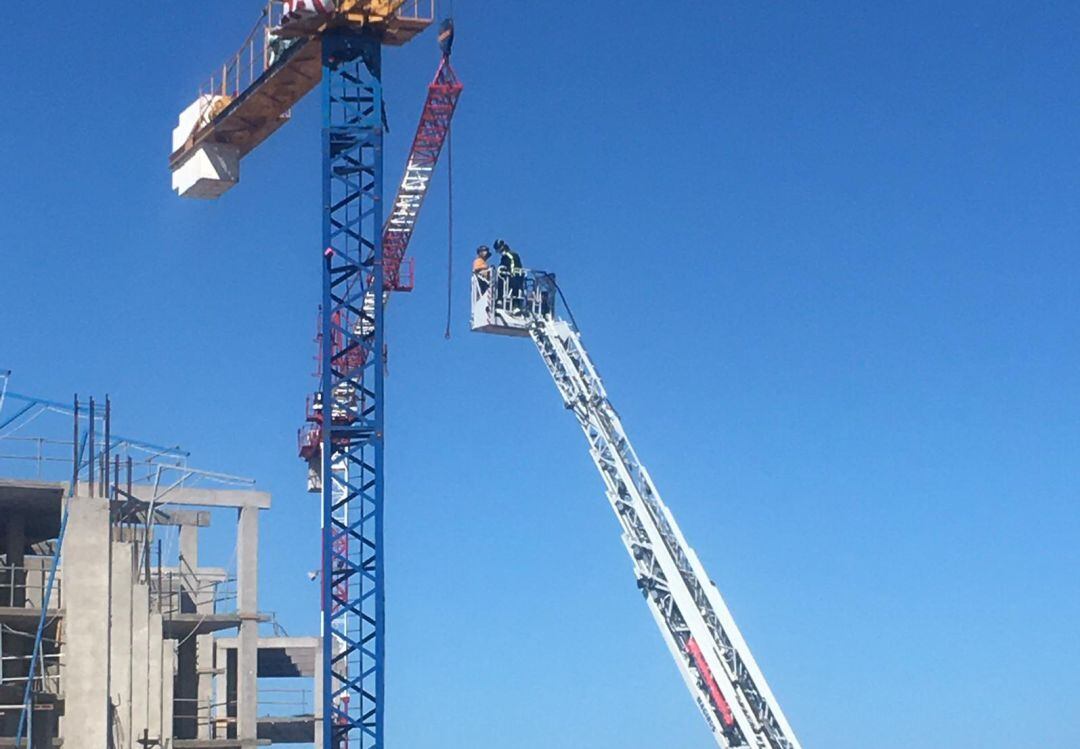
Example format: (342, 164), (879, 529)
(178, 523), (217, 740)
(213, 641), (226, 739)
(130, 581), (151, 748)
(313, 640), (323, 748)
(60, 497), (111, 747)
(236, 506), (259, 746)
(5, 511), (26, 607)
(109, 541), (135, 748)
(146, 612), (164, 747)
(195, 629), (215, 739)
(176, 522), (201, 738)
(162, 642), (176, 749)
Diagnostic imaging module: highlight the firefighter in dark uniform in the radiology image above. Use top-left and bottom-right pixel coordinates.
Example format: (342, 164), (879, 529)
(494, 239), (524, 312)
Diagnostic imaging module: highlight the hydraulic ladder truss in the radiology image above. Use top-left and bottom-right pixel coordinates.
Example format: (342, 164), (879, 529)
(475, 276), (803, 749)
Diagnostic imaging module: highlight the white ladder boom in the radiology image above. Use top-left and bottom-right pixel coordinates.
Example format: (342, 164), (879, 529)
(475, 271), (802, 749)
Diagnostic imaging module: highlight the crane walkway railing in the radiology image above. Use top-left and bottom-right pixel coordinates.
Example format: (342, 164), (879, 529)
(196, 2), (284, 107)
(385, 0), (435, 22)
(188, 0), (436, 140)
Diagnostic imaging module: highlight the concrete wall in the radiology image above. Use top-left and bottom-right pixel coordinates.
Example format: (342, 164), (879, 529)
(61, 496), (111, 747)
(109, 540), (134, 747)
(236, 506), (259, 747)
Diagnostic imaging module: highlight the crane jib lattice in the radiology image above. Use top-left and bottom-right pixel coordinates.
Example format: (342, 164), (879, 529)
(379, 54), (462, 291)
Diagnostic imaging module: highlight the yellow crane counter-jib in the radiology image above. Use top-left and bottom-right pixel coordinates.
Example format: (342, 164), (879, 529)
(169, 0), (433, 199)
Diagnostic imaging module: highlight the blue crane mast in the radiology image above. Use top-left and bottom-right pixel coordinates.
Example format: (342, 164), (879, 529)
(319, 30), (388, 745)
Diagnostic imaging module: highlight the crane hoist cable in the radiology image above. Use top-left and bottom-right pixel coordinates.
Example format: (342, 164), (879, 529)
(444, 120), (454, 339)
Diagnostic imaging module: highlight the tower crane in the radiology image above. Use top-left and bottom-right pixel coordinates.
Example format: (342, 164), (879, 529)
(471, 270), (804, 749)
(169, 3), (458, 747)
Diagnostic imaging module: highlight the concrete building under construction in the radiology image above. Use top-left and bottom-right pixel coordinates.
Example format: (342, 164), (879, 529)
(0, 385), (320, 748)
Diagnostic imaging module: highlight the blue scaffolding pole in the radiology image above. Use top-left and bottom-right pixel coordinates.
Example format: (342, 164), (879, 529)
(320, 27), (385, 749)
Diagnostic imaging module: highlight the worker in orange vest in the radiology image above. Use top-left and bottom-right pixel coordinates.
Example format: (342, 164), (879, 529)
(473, 245), (492, 294)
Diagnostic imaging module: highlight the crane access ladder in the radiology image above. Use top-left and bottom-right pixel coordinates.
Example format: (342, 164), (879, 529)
(471, 269), (803, 749)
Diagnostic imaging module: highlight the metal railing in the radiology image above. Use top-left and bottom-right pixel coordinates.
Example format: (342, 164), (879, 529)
(0, 436), (59, 479)
(176, 688), (315, 738)
(0, 653), (62, 695)
(173, 696), (222, 726)
(259, 687), (315, 716)
(471, 268), (559, 323)
(149, 568), (237, 618)
(0, 435), (192, 490)
(394, 0), (436, 22)
(0, 562), (61, 610)
(197, 1), (284, 105)
(192, 0), (437, 117)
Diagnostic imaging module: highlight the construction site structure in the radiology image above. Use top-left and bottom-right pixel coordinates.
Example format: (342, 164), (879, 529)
(471, 271), (803, 749)
(0, 385), (323, 748)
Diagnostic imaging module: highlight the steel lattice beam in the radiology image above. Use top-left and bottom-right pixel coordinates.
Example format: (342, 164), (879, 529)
(474, 276), (804, 749)
(378, 55), (462, 290)
(320, 28), (385, 749)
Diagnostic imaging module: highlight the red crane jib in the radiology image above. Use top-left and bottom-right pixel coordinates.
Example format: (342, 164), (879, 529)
(381, 56), (463, 291)
(299, 56), (463, 460)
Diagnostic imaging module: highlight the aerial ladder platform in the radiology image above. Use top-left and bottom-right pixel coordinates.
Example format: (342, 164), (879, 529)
(471, 268), (804, 749)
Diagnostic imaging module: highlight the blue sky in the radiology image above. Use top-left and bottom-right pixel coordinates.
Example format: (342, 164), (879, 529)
(2, 2), (1080, 747)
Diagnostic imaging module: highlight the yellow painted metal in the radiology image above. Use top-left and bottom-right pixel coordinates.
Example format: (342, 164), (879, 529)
(339, 0), (406, 16)
(169, 0), (434, 172)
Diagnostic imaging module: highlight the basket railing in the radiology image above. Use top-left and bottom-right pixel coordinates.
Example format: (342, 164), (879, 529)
(195, 0), (434, 105)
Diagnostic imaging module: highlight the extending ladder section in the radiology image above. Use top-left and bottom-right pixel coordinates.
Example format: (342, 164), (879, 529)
(498, 274), (802, 749)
